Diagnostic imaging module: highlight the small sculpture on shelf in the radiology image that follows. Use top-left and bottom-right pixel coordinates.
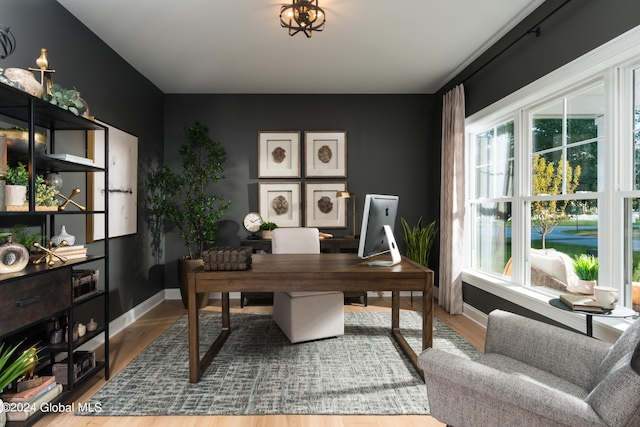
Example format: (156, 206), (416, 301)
(33, 239), (68, 267)
(56, 187), (85, 211)
(0, 234), (29, 274)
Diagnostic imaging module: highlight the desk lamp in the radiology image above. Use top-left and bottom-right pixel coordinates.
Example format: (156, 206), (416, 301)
(336, 191), (357, 239)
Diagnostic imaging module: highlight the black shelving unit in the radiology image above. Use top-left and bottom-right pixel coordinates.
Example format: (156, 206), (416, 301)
(0, 83), (110, 426)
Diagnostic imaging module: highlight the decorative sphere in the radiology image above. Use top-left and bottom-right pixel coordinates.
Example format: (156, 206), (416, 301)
(45, 172), (63, 190)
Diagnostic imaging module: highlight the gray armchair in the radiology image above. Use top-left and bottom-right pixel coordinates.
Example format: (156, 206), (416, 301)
(418, 309), (640, 427)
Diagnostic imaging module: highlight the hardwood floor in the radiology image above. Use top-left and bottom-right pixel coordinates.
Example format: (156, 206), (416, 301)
(35, 296), (486, 427)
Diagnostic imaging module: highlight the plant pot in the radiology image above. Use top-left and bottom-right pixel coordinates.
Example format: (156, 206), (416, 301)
(5, 184), (26, 208)
(178, 257), (209, 310)
(262, 230), (273, 239)
(577, 279), (597, 294)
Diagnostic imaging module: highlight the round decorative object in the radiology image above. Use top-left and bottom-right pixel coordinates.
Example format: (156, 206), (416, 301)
(272, 195), (289, 215)
(271, 146), (286, 163)
(243, 211), (263, 233)
(51, 225), (75, 246)
(2, 68), (45, 98)
(86, 318), (98, 332)
(45, 172), (63, 191)
(317, 196), (333, 213)
(0, 235), (29, 274)
(317, 145), (332, 163)
(0, 128), (47, 155)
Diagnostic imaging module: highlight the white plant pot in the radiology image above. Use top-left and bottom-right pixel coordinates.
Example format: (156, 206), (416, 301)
(261, 230), (273, 239)
(578, 279), (597, 295)
(5, 184), (26, 207)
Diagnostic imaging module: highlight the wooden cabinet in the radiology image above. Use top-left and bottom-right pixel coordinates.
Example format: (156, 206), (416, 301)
(0, 83), (109, 426)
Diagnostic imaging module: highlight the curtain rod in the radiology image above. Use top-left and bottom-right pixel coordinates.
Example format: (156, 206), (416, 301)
(462, 0), (573, 84)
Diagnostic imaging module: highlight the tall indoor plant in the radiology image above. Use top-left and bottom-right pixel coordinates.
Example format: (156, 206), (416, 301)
(148, 122), (230, 308)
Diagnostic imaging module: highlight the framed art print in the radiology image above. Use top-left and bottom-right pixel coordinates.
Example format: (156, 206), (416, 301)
(258, 131), (300, 178)
(87, 119), (138, 242)
(305, 182), (347, 228)
(305, 131), (347, 178)
(259, 182), (301, 227)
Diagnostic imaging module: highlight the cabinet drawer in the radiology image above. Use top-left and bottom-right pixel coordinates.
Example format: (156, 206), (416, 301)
(0, 269), (71, 337)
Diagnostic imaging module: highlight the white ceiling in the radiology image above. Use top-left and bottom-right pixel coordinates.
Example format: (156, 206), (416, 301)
(57, 0), (545, 94)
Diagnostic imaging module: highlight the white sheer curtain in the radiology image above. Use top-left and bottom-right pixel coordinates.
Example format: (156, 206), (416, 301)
(439, 84), (465, 314)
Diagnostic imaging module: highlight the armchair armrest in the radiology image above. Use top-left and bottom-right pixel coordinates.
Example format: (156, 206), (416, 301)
(419, 348), (603, 427)
(485, 310), (610, 389)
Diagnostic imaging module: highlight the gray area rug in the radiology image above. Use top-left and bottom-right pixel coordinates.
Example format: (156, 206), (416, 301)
(80, 311), (479, 416)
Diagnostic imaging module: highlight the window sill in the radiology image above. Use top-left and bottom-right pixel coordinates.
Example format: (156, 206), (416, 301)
(462, 269), (635, 343)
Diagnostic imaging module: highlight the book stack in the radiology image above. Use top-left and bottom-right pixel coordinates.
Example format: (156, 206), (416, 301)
(1, 376), (63, 422)
(560, 293), (604, 313)
(54, 245), (88, 261)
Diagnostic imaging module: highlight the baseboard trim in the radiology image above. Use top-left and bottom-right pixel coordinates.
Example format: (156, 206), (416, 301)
(77, 290), (166, 352)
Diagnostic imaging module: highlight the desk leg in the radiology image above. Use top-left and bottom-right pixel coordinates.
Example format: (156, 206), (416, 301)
(189, 287), (232, 383)
(390, 290), (424, 381)
(423, 280), (433, 349)
(188, 271), (200, 383)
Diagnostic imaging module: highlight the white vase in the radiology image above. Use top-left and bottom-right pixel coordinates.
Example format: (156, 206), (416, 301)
(5, 184), (26, 207)
(51, 225), (75, 246)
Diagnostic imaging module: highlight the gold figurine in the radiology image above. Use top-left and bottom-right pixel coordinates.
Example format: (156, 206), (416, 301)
(33, 240), (68, 267)
(56, 188), (86, 211)
(28, 48), (55, 95)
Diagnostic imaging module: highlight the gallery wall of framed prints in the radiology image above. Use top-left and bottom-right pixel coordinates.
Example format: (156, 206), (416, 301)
(257, 130), (348, 229)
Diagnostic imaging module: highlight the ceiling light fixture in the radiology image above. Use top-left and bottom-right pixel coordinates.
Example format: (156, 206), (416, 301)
(280, 0), (326, 38)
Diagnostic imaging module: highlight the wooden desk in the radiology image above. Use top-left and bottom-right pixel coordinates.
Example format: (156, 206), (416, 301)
(187, 253), (434, 383)
(240, 238), (366, 306)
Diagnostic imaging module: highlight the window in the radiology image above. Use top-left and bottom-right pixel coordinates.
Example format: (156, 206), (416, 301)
(470, 121), (514, 276)
(464, 27), (640, 315)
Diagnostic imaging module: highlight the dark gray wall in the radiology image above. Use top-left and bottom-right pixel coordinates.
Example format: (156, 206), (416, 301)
(437, 0), (640, 317)
(3, 0), (165, 320)
(162, 94), (438, 289)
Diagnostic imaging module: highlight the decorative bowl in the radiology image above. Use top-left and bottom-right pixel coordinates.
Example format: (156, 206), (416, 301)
(0, 129), (46, 155)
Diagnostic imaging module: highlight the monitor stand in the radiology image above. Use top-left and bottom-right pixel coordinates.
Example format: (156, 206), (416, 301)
(367, 225), (402, 267)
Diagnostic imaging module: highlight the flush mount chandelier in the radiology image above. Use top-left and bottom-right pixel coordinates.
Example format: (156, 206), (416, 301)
(280, 0), (326, 38)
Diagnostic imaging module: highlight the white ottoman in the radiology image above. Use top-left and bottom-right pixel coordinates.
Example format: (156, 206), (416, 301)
(273, 290), (344, 343)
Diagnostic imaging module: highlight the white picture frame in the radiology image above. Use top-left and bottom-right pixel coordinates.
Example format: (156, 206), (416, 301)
(258, 131), (301, 178)
(304, 131), (347, 178)
(87, 119), (138, 242)
(305, 182), (347, 228)
(259, 182), (301, 227)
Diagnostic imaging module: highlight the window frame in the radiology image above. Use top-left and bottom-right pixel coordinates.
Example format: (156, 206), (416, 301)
(462, 25), (640, 340)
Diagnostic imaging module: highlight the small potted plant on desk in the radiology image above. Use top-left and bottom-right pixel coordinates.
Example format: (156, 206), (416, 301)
(573, 254), (599, 294)
(260, 222), (278, 240)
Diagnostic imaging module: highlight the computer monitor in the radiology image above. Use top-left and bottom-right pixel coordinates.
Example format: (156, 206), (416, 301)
(357, 194), (401, 266)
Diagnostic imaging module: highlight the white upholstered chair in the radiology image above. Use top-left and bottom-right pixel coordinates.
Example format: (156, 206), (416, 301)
(271, 227), (345, 343)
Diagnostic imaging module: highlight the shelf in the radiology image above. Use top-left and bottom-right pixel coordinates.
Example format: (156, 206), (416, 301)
(0, 83), (105, 131)
(0, 78), (109, 418)
(47, 325), (105, 353)
(0, 256), (106, 284)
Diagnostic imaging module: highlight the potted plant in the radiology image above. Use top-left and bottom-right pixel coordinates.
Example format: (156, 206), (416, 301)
(4, 162), (28, 209)
(401, 217), (438, 267)
(0, 341), (40, 393)
(147, 122), (230, 309)
(3, 163), (58, 211)
(573, 254), (599, 294)
(260, 222), (278, 239)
